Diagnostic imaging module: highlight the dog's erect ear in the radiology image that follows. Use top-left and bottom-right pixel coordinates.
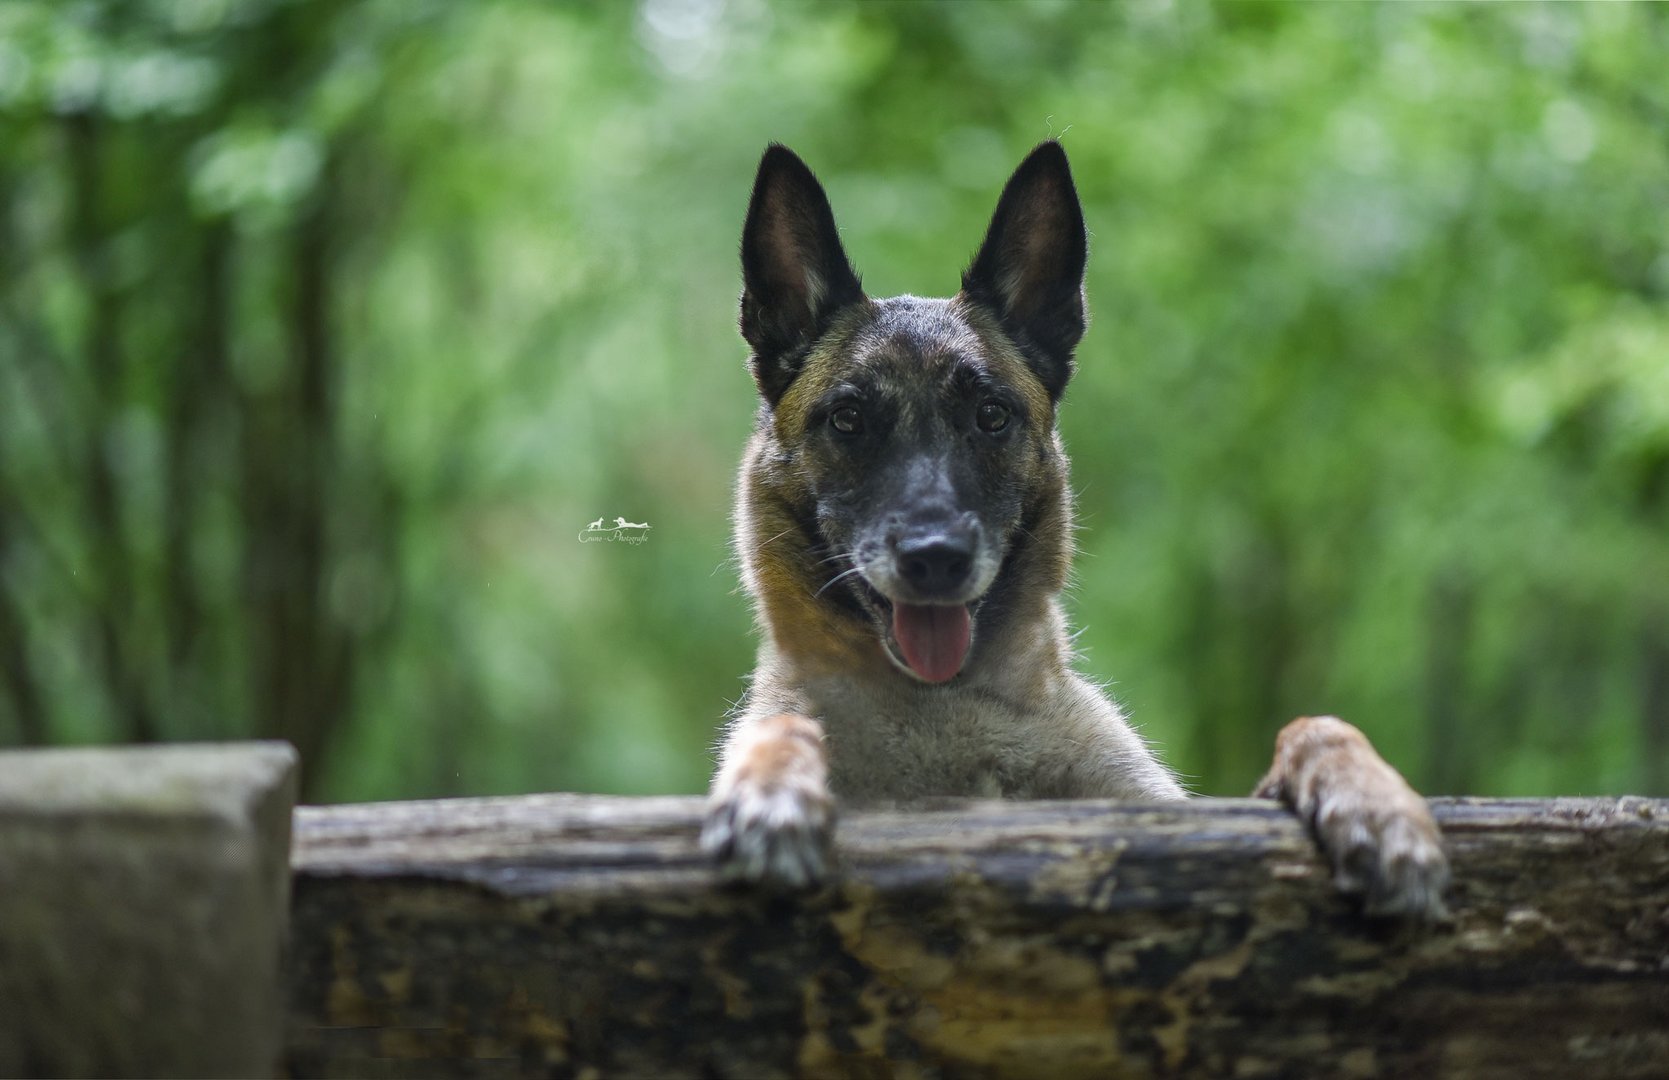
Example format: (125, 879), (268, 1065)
(961, 141), (1088, 401)
(740, 145), (865, 406)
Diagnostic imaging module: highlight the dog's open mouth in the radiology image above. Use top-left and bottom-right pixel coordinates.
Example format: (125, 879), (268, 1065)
(858, 580), (977, 684)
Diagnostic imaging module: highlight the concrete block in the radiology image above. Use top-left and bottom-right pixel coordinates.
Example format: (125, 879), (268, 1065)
(0, 742), (298, 1078)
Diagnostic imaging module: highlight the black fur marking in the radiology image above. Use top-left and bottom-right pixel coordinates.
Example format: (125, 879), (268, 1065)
(740, 145), (866, 405)
(789, 495), (867, 620)
(961, 141), (1089, 402)
(967, 502), (1039, 648)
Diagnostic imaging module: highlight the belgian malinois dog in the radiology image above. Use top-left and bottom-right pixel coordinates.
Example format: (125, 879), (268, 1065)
(702, 141), (1449, 919)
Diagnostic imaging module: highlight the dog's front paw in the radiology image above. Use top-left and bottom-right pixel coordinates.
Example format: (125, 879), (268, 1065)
(701, 777), (833, 889)
(1309, 782), (1450, 920)
(704, 712), (834, 888)
(1258, 715), (1450, 921)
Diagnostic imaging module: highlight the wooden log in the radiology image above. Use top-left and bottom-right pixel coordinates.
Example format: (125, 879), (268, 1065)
(285, 795), (1669, 1079)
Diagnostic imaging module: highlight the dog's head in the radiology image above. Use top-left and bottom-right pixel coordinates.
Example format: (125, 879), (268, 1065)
(738, 142), (1086, 684)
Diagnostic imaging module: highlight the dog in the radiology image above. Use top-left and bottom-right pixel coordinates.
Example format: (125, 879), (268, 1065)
(701, 141), (1448, 919)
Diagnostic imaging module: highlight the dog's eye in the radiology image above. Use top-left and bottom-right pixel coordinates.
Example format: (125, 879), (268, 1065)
(976, 400), (1011, 434)
(830, 406), (864, 435)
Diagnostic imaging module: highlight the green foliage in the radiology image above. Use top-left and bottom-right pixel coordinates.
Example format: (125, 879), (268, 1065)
(1, 0), (1666, 800)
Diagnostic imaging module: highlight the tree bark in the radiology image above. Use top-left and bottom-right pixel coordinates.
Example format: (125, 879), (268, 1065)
(287, 794), (1669, 1079)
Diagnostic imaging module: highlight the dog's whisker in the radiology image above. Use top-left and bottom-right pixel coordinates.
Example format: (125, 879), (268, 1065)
(750, 528), (795, 558)
(813, 564), (867, 600)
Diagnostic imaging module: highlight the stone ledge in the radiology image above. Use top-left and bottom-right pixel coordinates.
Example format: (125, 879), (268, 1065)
(0, 742), (298, 1079)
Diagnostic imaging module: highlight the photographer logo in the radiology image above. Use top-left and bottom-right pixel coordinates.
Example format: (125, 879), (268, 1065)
(578, 515), (653, 545)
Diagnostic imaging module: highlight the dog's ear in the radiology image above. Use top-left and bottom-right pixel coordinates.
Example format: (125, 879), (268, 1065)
(961, 141), (1088, 401)
(740, 145), (865, 406)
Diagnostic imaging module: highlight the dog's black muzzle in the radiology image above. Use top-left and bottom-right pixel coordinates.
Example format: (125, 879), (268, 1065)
(893, 526), (977, 598)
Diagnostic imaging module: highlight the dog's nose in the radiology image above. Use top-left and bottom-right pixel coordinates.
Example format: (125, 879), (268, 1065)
(895, 532), (974, 596)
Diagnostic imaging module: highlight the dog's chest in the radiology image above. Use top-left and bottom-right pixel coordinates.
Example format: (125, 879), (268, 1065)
(802, 677), (1050, 800)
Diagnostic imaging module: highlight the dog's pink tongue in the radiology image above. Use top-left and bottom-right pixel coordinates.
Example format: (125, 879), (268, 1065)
(892, 603), (972, 683)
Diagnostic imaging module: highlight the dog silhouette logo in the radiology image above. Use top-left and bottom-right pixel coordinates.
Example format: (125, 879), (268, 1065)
(579, 515), (653, 545)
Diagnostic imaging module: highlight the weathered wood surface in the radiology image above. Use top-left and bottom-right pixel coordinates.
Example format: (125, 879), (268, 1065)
(286, 795), (1669, 1079)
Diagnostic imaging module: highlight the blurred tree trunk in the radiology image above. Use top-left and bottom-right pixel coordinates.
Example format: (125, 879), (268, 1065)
(1639, 451), (1669, 796)
(1424, 569), (1475, 794)
(1236, 516), (1296, 785)
(1183, 511), (1296, 794)
(161, 222), (233, 732)
(63, 110), (158, 745)
(0, 165), (48, 746)
(0, 487), (46, 746)
(242, 160), (353, 800)
(1643, 608), (1668, 796)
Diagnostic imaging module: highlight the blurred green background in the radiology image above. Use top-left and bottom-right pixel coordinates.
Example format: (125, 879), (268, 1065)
(1, 0), (1665, 803)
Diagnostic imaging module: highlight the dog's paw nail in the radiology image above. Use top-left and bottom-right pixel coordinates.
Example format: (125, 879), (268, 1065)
(1362, 821), (1452, 921)
(702, 783), (833, 891)
(1321, 805), (1450, 922)
(698, 810), (737, 861)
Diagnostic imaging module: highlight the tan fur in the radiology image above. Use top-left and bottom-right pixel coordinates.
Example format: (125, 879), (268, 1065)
(739, 481), (883, 680)
(952, 298), (1057, 430)
(772, 306), (876, 445)
(719, 712), (826, 790)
